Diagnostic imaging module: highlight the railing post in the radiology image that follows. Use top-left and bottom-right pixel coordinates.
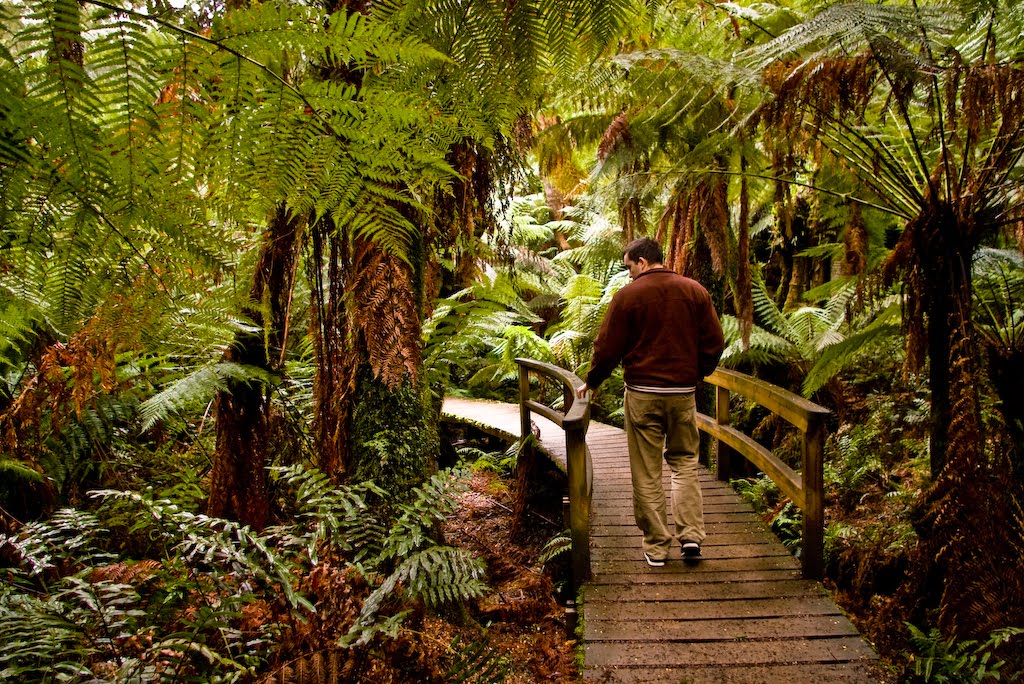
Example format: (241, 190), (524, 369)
(566, 425), (591, 592)
(715, 385), (734, 482)
(801, 415), (825, 579)
(518, 365), (532, 441)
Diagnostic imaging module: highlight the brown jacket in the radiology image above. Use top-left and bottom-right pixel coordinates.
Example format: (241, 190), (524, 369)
(585, 268), (725, 390)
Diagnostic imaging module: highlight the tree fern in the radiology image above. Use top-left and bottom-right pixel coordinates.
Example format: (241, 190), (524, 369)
(802, 302), (901, 396)
(741, 3), (948, 72)
(138, 360), (274, 431)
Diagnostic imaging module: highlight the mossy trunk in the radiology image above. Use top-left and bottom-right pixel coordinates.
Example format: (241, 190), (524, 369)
(208, 205), (303, 528)
(348, 365), (439, 501)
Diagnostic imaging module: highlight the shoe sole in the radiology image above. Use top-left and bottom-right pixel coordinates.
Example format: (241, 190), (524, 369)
(644, 553), (666, 567)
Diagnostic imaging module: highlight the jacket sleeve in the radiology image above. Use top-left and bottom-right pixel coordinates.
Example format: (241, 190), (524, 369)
(585, 293), (630, 390)
(697, 295), (726, 378)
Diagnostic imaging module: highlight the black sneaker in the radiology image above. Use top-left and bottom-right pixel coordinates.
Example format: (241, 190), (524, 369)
(681, 541), (701, 563)
(643, 551), (666, 567)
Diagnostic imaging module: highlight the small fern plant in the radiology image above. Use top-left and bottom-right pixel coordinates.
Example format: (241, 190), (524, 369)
(343, 468), (489, 646)
(906, 623), (1024, 683)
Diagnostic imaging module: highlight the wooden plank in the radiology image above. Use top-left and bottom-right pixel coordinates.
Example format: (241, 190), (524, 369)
(592, 531), (779, 547)
(584, 580), (826, 602)
(595, 501), (759, 514)
(585, 636), (877, 668)
(585, 615), (862, 641)
(589, 569), (802, 584)
(583, 662), (880, 683)
(583, 596), (843, 621)
(592, 512), (779, 525)
(591, 555), (800, 576)
(591, 544), (794, 561)
(588, 525), (775, 537)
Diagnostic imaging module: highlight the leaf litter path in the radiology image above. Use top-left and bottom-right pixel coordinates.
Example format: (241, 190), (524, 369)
(442, 397), (880, 683)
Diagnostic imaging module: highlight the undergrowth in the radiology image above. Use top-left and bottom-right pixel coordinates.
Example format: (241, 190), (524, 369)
(0, 465), (495, 682)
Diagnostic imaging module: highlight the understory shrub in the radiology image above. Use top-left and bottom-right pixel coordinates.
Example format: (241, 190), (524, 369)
(0, 466), (489, 682)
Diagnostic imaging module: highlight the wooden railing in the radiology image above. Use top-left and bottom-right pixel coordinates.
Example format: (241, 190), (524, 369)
(698, 368), (831, 579)
(514, 359), (831, 581)
(515, 358), (592, 593)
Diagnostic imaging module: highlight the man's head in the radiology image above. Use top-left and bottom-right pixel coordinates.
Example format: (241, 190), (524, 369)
(623, 238), (664, 280)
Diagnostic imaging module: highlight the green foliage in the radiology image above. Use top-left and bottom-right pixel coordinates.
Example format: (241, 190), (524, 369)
(138, 361), (275, 431)
(906, 623), (1024, 683)
(826, 426), (886, 508)
(0, 465), (492, 681)
(443, 634), (509, 683)
(974, 248), (1024, 352)
(344, 469), (489, 646)
(731, 475), (802, 551)
(538, 530), (572, 565)
(731, 473), (781, 511)
(459, 444), (518, 477)
(424, 274), (543, 397)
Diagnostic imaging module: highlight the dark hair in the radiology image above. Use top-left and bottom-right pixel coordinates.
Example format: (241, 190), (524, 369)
(624, 237), (663, 265)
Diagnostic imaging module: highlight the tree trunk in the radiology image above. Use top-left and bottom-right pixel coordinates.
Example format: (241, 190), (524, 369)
(208, 205), (303, 528)
(920, 209), (974, 477)
(346, 235), (438, 497)
(309, 218), (355, 479)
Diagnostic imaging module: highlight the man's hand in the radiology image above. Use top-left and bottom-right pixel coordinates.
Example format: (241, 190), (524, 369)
(575, 383), (590, 399)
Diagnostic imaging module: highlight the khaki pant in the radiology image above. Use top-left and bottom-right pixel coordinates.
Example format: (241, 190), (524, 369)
(624, 388), (704, 559)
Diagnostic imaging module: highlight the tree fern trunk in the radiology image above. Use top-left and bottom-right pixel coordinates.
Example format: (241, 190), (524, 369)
(345, 234), (438, 496)
(920, 209), (974, 478)
(208, 205), (303, 528)
(309, 218), (355, 480)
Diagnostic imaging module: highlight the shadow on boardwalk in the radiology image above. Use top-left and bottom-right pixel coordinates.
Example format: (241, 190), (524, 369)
(442, 396), (882, 683)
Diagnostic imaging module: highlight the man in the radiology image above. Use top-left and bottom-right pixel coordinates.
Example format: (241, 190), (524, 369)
(575, 238), (725, 567)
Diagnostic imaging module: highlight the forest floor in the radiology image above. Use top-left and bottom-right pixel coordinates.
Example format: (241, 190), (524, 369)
(439, 463), (580, 683)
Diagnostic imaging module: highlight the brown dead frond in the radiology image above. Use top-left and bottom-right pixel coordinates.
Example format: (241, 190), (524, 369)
(351, 239), (421, 390)
(89, 560), (162, 584)
(660, 186), (692, 274)
(0, 310), (127, 467)
(598, 112), (632, 161)
(757, 55), (877, 142)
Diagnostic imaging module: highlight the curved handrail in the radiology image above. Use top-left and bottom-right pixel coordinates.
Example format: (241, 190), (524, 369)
(515, 358), (589, 429)
(514, 358), (593, 592)
(702, 368), (830, 579)
(707, 369), (830, 432)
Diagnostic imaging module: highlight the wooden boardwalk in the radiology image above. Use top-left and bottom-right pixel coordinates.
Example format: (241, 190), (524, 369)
(442, 397), (880, 683)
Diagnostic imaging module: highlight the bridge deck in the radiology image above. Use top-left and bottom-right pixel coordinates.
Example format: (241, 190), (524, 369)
(442, 397), (880, 683)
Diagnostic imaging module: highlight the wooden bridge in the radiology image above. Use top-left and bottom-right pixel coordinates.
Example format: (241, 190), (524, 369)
(441, 361), (880, 683)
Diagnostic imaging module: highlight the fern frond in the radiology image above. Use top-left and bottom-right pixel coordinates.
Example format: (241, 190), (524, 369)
(538, 530), (572, 565)
(381, 469), (470, 561)
(443, 634), (508, 684)
(720, 314), (795, 367)
(269, 464), (386, 561)
(802, 305), (902, 396)
(0, 589), (93, 681)
(401, 546), (488, 606)
(1, 508), (113, 577)
(742, 3), (947, 71)
(90, 489), (313, 612)
(138, 361), (274, 430)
